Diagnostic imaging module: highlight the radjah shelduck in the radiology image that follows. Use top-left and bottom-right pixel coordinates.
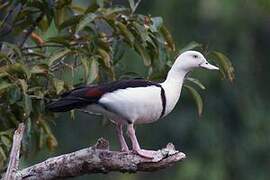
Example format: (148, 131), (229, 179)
(47, 51), (219, 158)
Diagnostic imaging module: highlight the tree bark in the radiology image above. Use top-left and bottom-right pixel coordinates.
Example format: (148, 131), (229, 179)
(4, 123), (25, 180)
(16, 138), (186, 180)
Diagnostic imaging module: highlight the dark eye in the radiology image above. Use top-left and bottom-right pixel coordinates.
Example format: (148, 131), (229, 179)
(193, 55), (198, 58)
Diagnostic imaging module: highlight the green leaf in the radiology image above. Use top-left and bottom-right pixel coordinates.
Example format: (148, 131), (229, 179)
(102, 7), (127, 17)
(47, 36), (71, 46)
(128, 0), (135, 11)
(112, 41), (125, 65)
(30, 64), (49, 75)
(150, 17), (163, 32)
(87, 58), (99, 83)
(48, 49), (71, 66)
(0, 146), (7, 160)
(55, 7), (71, 28)
(59, 15), (83, 30)
(7, 86), (21, 104)
(53, 78), (65, 95)
(76, 13), (97, 33)
(0, 81), (12, 93)
(38, 127), (45, 149)
(97, 0), (104, 8)
(179, 41), (202, 54)
(0, 52), (12, 63)
(0, 72), (9, 78)
(1, 136), (11, 149)
(116, 22), (135, 46)
(47, 135), (58, 151)
(184, 85), (203, 117)
(185, 77), (206, 90)
(96, 38), (111, 52)
(1, 42), (23, 59)
(97, 48), (111, 68)
(70, 5), (86, 13)
(132, 22), (155, 47)
(2, 63), (30, 79)
(85, 2), (99, 14)
(160, 25), (175, 51)
(210, 51), (235, 82)
(18, 79), (28, 94)
(134, 43), (151, 66)
(25, 52), (47, 59)
(24, 95), (32, 118)
(39, 119), (58, 150)
(38, 16), (49, 32)
(25, 117), (32, 141)
(80, 57), (90, 83)
(0, 130), (13, 137)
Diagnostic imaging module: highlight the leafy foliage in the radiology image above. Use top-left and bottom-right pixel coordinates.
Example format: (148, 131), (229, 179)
(0, 0), (234, 171)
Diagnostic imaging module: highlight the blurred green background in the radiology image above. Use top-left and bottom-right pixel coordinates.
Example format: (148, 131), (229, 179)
(22, 0), (270, 179)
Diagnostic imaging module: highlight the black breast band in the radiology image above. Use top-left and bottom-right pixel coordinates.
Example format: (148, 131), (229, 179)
(159, 86), (166, 118)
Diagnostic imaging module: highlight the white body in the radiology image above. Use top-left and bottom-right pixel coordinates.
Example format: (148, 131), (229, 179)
(88, 84), (182, 124)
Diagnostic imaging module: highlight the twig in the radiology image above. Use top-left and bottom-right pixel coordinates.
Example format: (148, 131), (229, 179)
(0, 4), (22, 38)
(77, 109), (102, 116)
(16, 138), (186, 179)
(4, 123), (25, 180)
(0, 3), (14, 31)
(21, 44), (64, 51)
(19, 13), (44, 48)
(132, 0), (142, 14)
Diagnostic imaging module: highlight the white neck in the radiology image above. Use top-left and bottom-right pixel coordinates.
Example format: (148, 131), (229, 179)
(160, 64), (189, 117)
(163, 65), (188, 85)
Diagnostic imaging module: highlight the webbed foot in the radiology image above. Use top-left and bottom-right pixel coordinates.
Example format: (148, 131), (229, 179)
(134, 149), (157, 159)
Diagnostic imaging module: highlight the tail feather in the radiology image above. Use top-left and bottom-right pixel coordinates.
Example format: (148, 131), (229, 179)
(46, 97), (90, 112)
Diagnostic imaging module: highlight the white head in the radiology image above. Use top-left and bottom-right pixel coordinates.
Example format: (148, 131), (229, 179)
(173, 51), (219, 72)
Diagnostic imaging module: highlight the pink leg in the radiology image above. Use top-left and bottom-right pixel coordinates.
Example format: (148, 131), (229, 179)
(127, 124), (157, 159)
(116, 123), (129, 152)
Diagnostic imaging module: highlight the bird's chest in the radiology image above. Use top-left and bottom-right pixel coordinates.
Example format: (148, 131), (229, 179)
(134, 101), (162, 124)
(121, 88), (163, 124)
(162, 83), (182, 117)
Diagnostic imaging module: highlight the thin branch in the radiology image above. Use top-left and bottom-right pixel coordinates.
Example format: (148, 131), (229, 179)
(133, 0), (142, 13)
(0, 3), (14, 31)
(19, 13), (44, 48)
(21, 44), (64, 51)
(4, 123), (25, 180)
(0, 3), (24, 38)
(77, 109), (102, 116)
(16, 138), (186, 180)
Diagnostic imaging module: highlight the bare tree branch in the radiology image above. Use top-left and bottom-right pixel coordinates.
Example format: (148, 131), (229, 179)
(4, 123), (25, 180)
(16, 138), (186, 180)
(133, 0), (142, 13)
